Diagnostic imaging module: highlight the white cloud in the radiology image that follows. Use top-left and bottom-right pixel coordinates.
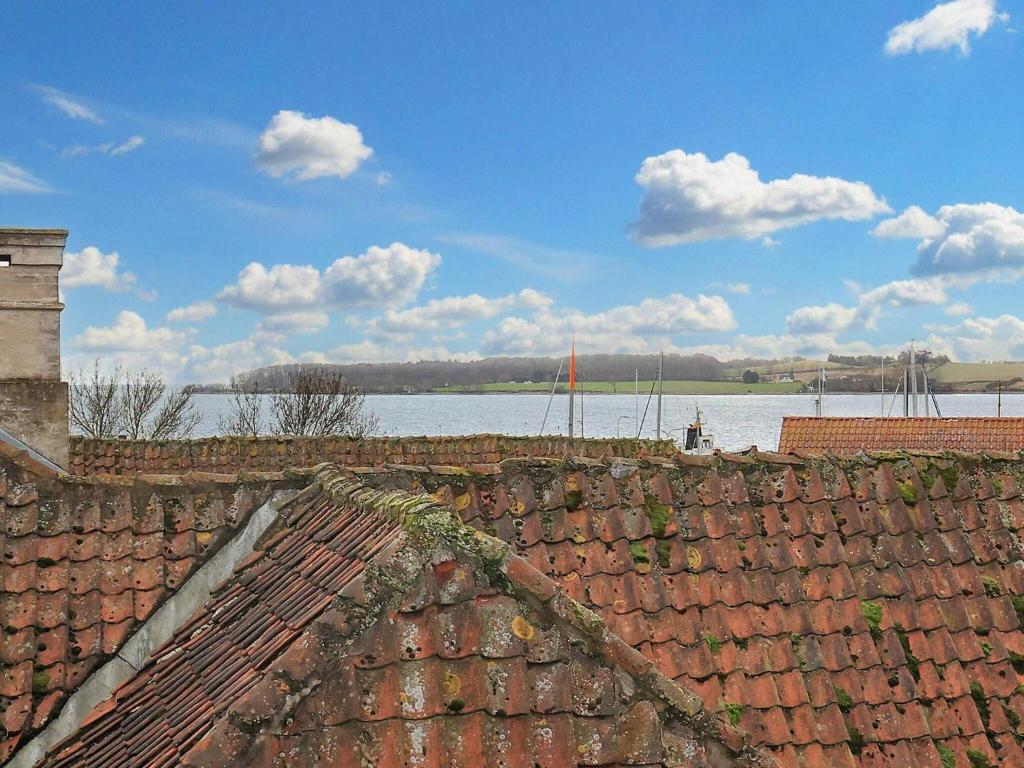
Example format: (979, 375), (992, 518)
(0, 161), (52, 194)
(946, 301), (973, 316)
(112, 136), (145, 155)
(875, 203), (1024, 277)
(481, 293), (735, 356)
(785, 303), (858, 334)
(165, 301), (218, 323)
(631, 150), (890, 246)
(858, 278), (949, 311)
(871, 205), (946, 239)
(63, 247), (139, 293)
(183, 339), (295, 383)
(62, 135), (145, 159)
(73, 311), (189, 352)
(786, 277), (950, 334)
(926, 314), (1024, 361)
(885, 0), (1007, 56)
(254, 310), (330, 339)
(321, 340), (479, 365)
(218, 243), (441, 313)
(255, 110), (372, 181)
(34, 85), (103, 124)
(362, 288), (553, 339)
(721, 282), (751, 294)
(376, 171), (393, 187)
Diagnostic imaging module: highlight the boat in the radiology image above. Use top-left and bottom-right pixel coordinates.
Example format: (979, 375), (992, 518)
(680, 406), (715, 454)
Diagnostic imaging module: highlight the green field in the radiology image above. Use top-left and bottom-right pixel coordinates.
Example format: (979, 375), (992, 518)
(434, 379), (804, 394)
(721, 359), (843, 378)
(930, 361), (1024, 387)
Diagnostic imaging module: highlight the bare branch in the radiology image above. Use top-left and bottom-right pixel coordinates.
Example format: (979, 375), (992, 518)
(122, 369), (165, 440)
(269, 367), (378, 437)
(149, 385), (201, 439)
(69, 361), (125, 438)
(68, 363), (201, 440)
(217, 379), (264, 436)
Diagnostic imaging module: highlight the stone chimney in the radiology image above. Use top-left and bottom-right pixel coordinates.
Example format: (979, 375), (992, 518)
(0, 228), (69, 468)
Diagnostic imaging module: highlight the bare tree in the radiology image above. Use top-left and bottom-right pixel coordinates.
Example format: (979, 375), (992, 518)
(122, 370), (165, 440)
(217, 379), (263, 436)
(69, 362), (125, 438)
(269, 367), (378, 437)
(68, 362), (201, 439)
(149, 385), (202, 439)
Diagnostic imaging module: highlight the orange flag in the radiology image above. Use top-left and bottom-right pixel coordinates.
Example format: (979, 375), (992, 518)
(569, 341), (576, 391)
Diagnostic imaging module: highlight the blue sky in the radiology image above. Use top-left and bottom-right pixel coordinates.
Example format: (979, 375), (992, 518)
(3, 1), (1023, 382)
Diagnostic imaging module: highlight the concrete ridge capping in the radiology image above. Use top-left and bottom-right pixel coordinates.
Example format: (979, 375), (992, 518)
(9, 490), (300, 768)
(214, 462), (770, 768)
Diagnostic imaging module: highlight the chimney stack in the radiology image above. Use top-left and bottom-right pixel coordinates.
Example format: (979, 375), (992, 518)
(0, 228), (70, 468)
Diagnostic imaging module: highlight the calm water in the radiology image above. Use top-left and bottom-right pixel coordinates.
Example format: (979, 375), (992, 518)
(191, 392), (1022, 452)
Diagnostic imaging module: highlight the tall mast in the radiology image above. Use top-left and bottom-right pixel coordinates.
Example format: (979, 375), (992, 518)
(910, 341), (918, 416)
(635, 368), (639, 434)
(655, 352), (664, 439)
(568, 339), (576, 437)
(880, 357), (885, 416)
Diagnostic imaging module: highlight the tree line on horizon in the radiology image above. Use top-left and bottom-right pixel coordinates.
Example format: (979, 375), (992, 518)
(225, 353), (730, 393)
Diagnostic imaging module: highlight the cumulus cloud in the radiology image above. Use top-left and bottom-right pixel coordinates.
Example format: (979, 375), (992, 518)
(680, 333), (887, 363)
(482, 293), (735, 356)
(255, 110), (372, 181)
(363, 288), (553, 339)
(183, 339), (295, 383)
(0, 161), (52, 194)
(631, 150), (890, 246)
(875, 203), (1024, 277)
(871, 205), (947, 239)
(885, 0), (1007, 56)
(62, 247), (141, 294)
(785, 303), (858, 334)
(786, 277), (950, 335)
(253, 310), (330, 340)
(165, 302), (218, 323)
(320, 340), (480, 365)
(926, 314), (1024, 361)
(34, 85), (103, 124)
(73, 311), (189, 352)
(218, 243), (440, 313)
(946, 301), (973, 316)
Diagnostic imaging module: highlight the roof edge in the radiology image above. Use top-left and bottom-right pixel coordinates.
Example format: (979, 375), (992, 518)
(180, 464), (776, 767)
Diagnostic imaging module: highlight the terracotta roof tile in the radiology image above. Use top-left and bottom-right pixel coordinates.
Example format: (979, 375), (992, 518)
(38, 464), (772, 768)
(0, 455), (291, 763)
(20, 450), (1024, 767)
(779, 416), (1024, 453)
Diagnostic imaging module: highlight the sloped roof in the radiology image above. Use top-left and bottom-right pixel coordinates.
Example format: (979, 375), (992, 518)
(0, 449), (296, 764)
(779, 416), (1024, 454)
(35, 449), (1024, 767)
(42, 464), (767, 768)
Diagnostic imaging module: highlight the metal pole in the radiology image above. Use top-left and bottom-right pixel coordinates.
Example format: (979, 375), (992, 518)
(923, 364), (930, 416)
(903, 368), (909, 417)
(999, 380), (1003, 417)
(880, 358), (885, 416)
(655, 352), (664, 439)
(539, 357), (564, 435)
(635, 368), (639, 431)
(910, 342), (918, 416)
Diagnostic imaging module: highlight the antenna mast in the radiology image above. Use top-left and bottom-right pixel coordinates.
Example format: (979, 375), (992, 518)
(568, 340), (576, 437)
(910, 341), (918, 416)
(655, 352), (664, 439)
